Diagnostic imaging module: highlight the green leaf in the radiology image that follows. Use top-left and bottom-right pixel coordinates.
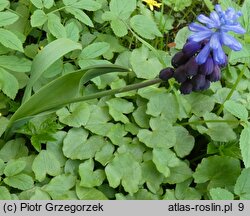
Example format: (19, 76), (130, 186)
(137, 117), (176, 148)
(109, 0), (136, 20)
(30, 9), (47, 27)
(79, 159), (106, 187)
(234, 168), (250, 199)
(47, 13), (66, 38)
(240, 126), (250, 168)
(229, 43), (250, 64)
(31, 0), (54, 9)
(0, 186), (11, 200)
(4, 160), (26, 176)
(80, 42), (110, 59)
(110, 19), (128, 37)
(105, 152), (141, 194)
(95, 142), (115, 166)
(65, 21), (80, 42)
(22, 38), (82, 103)
(0, 11), (19, 27)
(147, 92), (179, 123)
(4, 174), (34, 190)
(63, 128), (106, 160)
(106, 98), (134, 123)
(224, 100), (248, 121)
(132, 105), (150, 128)
(0, 0), (9, 11)
(152, 148), (180, 177)
(130, 15), (162, 40)
(193, 155), (241, 189)
(0, 28), (23, 52)
(131, 46), (163, 79)
(0, 116), (9, 137)
(141, 161), (164, 193)
(0, 68), (19, 99)
(63, 0), (101, 11)
(44, 174), (76, 199)
(32, 150), (61, 182)
(174, 27), (190, 49)
(65, 7), (94, 27)
(185, 92), (215, 116)
(6, 65), (128, 137)
(163, 0), (192, 11)
(174, 180), (202, 200)
(0, 138), (28, 162)
(56, 102), (91, 127)
(76, 183), (108, 200)
(210, 188), (234, 200)
(203, 113), (237, 142)
(30, 188), (51, 200)
(0, 158), (4, 175)
(0, 55), (32, 72)
(165, 161), (193, 184)
(174, 126), (195, 158)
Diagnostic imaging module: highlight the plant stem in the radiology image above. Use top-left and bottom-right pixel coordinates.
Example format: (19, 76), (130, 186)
(51, 78), (162, 109)
(176, 119), (241, 126)
(216, 63), (247, 115)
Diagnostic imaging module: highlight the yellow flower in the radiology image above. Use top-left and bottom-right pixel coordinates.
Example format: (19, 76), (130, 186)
(142, 0), (162, 11)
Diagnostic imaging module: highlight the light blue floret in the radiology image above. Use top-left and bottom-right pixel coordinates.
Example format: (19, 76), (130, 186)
(188, 4), (246, 65)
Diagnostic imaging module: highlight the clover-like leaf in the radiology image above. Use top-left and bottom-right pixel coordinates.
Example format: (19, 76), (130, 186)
(32, 150), (61, 182)
(63, 127), (106, 160)
(234, 168), (250, 200)
(152, 148), (180, 177)
(0, 138), (28, 162)
(131, 46), (162, 79)
(44, 174), (76, 199)
(174, 126), (195, 158)
(0, 186), (11, 200)
(76, 183), (108, 200)
(130, 15), (162, 40)
(105, 152), (141, 194)
(106, 98), (134, 123)
(4, 160), (26, 176)
(57, 102), (91, 127)
(141, 161), (164, 194)
(4, 174), (34, 190)
(193, 155), (241, 189)
(210, 188), (234, 200)
(79, 159), (106, 187)
(137, 117), (176, 149)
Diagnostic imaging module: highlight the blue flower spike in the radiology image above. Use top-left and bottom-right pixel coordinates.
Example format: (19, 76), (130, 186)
(159, 4), (246, 94)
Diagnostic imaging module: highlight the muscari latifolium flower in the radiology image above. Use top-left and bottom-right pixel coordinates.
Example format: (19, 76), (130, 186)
(159, 4), (246, 94)
(142, 0), (162, 11)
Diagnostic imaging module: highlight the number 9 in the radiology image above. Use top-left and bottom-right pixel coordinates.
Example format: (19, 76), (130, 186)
(238, 203), (244, 211)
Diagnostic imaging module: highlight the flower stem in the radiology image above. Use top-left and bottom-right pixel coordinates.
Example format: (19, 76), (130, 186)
(55, 78), (162, 108)
(176, 119), (241, 126)
(216, 63), (247, 115)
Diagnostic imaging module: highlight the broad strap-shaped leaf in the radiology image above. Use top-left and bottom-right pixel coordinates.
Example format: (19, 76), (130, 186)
(5, 64), (129, 139)
(22, 38), (82, 103)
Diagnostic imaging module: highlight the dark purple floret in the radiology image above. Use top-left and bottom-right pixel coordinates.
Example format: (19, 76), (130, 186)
(184, 57), (199, 76)
(199, 79), (211, 90)
(159, 67), (174, 81)
(199, 56), (214, 75)
(173, 65), (187, 83)
(171, 51), (189, 68)
(183, 41), (201, 58)
(180, 80), (193, 94)
(192, 74), (206, 91)
(207, 64), (221, 82)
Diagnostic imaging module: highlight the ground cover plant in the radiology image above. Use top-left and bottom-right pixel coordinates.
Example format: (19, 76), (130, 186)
(0, 0), (250, 200)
